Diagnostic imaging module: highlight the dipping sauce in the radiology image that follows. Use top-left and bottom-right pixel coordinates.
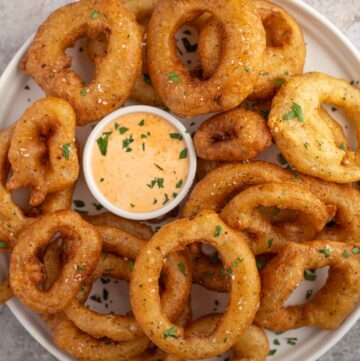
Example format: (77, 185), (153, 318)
(91, 112), (189, 213)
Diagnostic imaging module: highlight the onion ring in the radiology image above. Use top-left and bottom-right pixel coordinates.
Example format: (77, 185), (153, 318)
(6, 97), (79, 206)
(194, 108), (272, 161)
(198, 0), (306, 100)
(130, 211), (260, 359)
(147, 0), (265, 117)
(9, 210), (102, 314)
(268, 72), (360, 183)
(220, 182), (335, 255)
(46, 314), (149, 361)
(21, 0), (142, 125)
(255, 240), (360, 331)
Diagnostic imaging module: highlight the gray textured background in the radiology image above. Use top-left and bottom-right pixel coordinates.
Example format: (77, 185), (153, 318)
(0, 0), (360, 360)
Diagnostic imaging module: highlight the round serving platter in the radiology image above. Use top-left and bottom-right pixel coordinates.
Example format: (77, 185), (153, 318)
(1, 1), (360, 360)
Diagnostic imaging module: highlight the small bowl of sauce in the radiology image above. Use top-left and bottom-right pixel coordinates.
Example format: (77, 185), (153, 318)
(83, 105), (197, 220)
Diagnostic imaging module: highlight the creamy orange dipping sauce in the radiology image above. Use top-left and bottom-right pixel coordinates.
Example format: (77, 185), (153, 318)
(91, 112), (189, 213)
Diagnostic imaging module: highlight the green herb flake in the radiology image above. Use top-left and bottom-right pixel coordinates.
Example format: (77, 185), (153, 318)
(122, 135), (134, 150)
(167, 72), (181, 83)
(80, 88), (87, 96)
(177, 262), (186, 275)
(154, 163), (164, 171)
(304, 270), (317, 281)
(226, 267), (233, 276)
(176, 179), (183, 188)
(76, 264), (86, 272)
(319, 248), (331, 258)
(273, 339), (280, 346)
(0, 241), (7, 249)
(340, 143), (347, 151)
(273, 77), (286, 87)
(139, 119), (145, 126)
(344, 249), (349, 259)
(286, 337), (298, 346)
(170, 133), (183, 140)
(62, 143), (71, 160)
(162, 193), (170, 205)
(179, 148), (188, 159)
(244, 67), (252, 72)
(172, 192), (178, 199)
(260, 109), (270, 119)
(352, 247), (360, 255)
(256, 259), (266, 271)
(163, 327), (178, 339)
(128, 260), (135, 271)
(278, 153), (288, 165)
(282, 102), (304, 122)
(214, 225), (222, 238)
(153, 198), (158, 205)
(97, 131), (112, 156)
(268, 350), (277, 356)
(268, 238), (273, 248)
(73, 200), (85, 208)
(90, 11), (100, 19)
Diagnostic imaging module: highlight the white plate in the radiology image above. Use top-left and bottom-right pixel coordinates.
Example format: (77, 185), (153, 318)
(1, 0), (360, 360)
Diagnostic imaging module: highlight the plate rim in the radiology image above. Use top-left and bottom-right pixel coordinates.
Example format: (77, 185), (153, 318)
(1, 1), (360, 360)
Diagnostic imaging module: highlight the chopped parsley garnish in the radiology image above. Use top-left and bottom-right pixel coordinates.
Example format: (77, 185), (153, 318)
(167, 72), (181, 83)
(286, 337), (298, 346)
(170, 133), (183, 140)
(343, 249), (349, 259)
(80, 88), (87, 96)
(352, 247), (360, 255)
(178, 262), (186, 275)
(0, 241), (7, 249)
(73, 200), (85, 208)
(214, 225), (222, 238)
(245, 101), (256, 110)
(273, 77), (286, 87)
(268, 238), (273, 248)
(172, 192), (177, 199)
(226, 267), (233, 276)
(147, 177), (164, 189)
(273, 339), (280, 346)
(76, 264), (86, 272)
(181, 38), (198, 52)
(162, 193), (170, 205)
(138, 119), (145, 126)
(304, 270), (317, 281)
(154, 163), (164, 171)
(179, 148), (188, 159)
(115, 122), (129, 135)
(268, 350), (277, 356)
(152, 198), (158, 205)
(176, 179), (183, 188)
(128, 260), (135, 271)
(260, 109), (270, 119)
(256, 259), (266, 271)
(278, 153), (288, 165)
(122, 134), (134, 150)
(340, 143), (347, 151)
(143, 73), (151, 84)
(231, 258), (243, 267)
(282, 102), (304, 122)
(97, 131), (112, 156)
(259, 71), (269, 76)
(62, 143), (71, 160)
(319, 248), (331, 258)
(163, 327), (177, 339)
(91, 11), (99, 19)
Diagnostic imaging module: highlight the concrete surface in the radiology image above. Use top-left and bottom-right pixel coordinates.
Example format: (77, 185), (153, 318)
(0, 0), (359, 360)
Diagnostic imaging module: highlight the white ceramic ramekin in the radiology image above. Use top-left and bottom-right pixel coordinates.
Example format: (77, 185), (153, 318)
(83, 105), (197, 220)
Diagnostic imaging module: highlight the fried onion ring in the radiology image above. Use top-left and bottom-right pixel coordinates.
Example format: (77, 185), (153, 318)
(255, 240), (360, 331)
(198, 0), (306, 100)
(21, 0), (142, 125)
(147, 0), (265, 117)
(220, 182), (335, 255)
(194, 108), (271, 161)
(130, 211), (260, 359)
(268, 72), (360, 183)
(46, 314), (149, 361)
(6, 97), (79, 206)
(10, 210), (102, 314)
